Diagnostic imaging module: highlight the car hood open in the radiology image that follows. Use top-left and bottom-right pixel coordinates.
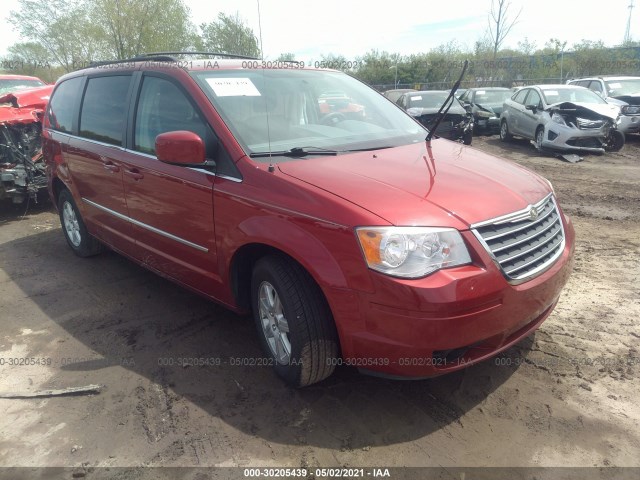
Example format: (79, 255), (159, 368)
(546, 101), (619, 120)
(277, 141), (550, 228)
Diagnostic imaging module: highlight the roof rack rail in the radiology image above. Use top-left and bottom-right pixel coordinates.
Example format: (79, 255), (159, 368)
(146, 51), (260, 60)
(88, 55), (177, 68)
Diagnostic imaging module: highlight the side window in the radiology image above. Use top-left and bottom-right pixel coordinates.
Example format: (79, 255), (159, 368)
(48, 77), (83, 133)
(79, 76), (131, 146)
(525, 90), (542, 108)
(134, 76), (210, 155)
(513, 88), (528, 104)
(588, 81), (603, 93)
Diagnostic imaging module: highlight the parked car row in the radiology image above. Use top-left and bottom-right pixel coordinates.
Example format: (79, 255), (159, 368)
(384, 76), (640, 155)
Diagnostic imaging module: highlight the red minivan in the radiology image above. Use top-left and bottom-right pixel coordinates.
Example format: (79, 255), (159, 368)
(44, 56), (574, 386)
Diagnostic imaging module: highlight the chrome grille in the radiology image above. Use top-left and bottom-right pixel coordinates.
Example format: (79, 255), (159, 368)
(472, 194), (565, 283)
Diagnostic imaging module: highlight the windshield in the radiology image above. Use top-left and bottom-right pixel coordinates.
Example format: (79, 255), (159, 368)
(191, 69), (425, 161)
(605, 79), (640, 96)
(0, 79), (45, 95)
(541, 87), (607, 105)
(407, 92), (451, 109)
(473, 90), (511, 104)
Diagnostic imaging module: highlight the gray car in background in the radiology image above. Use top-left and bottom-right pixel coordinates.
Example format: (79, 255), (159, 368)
(500, 85), (624, 153)
(566, 76), (640, 135)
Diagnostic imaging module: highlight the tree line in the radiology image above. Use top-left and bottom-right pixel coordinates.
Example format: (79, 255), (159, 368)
(2, 0), (640, 87)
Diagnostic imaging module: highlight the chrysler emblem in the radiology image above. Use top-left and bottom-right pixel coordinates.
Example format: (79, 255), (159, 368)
(529, 206), (539, 221)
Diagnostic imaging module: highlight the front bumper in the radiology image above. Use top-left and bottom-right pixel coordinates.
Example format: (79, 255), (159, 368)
(618, 114), (640, 134)
(475, 117), (500, 134)
(326, 214), (575, 378)
(541, 124), (607, 153)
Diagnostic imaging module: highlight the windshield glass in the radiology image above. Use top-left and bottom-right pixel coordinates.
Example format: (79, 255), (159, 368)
(473, 90), (511, 104)
(541, 87), (607, 105)
(407, 92), (450, 109)
(605, 79), (640, 96)
(0, 79), (45, 95)
(191, 69), (425, 160)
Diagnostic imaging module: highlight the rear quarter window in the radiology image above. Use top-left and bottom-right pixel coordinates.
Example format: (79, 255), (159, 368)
(79, 76), (132, 146)
(48, 77), (83, 133)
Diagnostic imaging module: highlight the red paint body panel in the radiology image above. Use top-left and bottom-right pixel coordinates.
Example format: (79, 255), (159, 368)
(0, 85), (54, 126)
(43, 61), (575, 379)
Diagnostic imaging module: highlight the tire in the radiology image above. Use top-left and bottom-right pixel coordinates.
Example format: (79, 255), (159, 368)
(251, 255), (338, 387)
(535, 127), (545, 151)
(57, 189), (104, 257)
(463, 129), (473, 145)
(604, 129), (625, 152)
(500, 120), (512, 142)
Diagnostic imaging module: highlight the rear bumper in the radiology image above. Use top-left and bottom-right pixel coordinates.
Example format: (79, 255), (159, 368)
(326, 215), (575, 378)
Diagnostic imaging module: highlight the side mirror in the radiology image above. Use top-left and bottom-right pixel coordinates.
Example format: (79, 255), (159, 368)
(525, 104), (537, 113)
(156, 131), (206, 166)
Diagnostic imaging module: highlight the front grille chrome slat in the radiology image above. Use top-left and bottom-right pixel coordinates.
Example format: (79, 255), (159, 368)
(472, 194), (566, 283)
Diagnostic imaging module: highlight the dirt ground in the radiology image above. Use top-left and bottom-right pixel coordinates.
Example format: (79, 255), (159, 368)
(0, 133), (639, 478)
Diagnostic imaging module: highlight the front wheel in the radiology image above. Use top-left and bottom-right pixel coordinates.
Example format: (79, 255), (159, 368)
(57, 189), (104, 257)
(251, 255), (338, 387)
(604, 129), (625, 152)
(462, 129), (473, 145)
(535, 127), (545, 151)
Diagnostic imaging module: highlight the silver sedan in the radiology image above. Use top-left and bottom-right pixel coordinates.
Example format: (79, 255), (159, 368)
(500, 85), (623, 153)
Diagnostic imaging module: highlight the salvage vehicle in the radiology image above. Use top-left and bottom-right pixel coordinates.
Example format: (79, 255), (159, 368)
(0, 74), (46, 95)
(500, 85), (624, 153)
(318, 92), (365, 120)
(1, 84), (53, 204)
(44, 54), (574, 387)
(567, 76), (640, 135)
(396, 90), (473, 145)
(458, 87), (512, 135)
(382, 88), (416, 103)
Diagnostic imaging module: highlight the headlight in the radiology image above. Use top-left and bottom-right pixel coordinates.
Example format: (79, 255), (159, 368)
(476, 110), (493, 118)
(551, 113), (566, 125)
(621, 105), (640, 115)
(355, 227), (472, 278)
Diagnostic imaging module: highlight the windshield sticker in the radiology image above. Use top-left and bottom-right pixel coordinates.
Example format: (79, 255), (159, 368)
(545, 91), (559, 96)
(476, 90), (486, 95)
(410, 96), (422, 101)
(206, 78), (261, 97)
(608, 83), (622, 89)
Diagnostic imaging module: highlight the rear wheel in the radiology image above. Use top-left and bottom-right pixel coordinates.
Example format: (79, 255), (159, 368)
(251, 255), (338, 387)
(58, 189), (104, 257)
(500, 120), (512, 142)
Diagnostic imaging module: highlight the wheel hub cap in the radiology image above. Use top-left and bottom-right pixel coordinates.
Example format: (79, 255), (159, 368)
(258, 281), (291, 364)
(62, 201), (82, 247)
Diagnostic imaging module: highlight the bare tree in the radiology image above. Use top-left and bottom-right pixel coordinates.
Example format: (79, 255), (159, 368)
(487, 0), (522, 58)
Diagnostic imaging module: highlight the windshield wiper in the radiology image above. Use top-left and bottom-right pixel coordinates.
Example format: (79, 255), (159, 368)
(426, 60), (469, 143)
(250, 146), (338, 158)
(342, 145), (393, 152)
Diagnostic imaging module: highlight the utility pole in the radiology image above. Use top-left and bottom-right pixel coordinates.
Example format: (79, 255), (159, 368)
(624, 0), (635, 44)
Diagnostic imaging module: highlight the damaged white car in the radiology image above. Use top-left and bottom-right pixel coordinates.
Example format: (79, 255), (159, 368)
(0, 83), (53, 204)
(500, 85), (624, 154)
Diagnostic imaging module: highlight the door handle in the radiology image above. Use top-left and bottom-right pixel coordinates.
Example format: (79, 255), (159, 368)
(125, 168), (144, 180)
(102, 160), (120, 173)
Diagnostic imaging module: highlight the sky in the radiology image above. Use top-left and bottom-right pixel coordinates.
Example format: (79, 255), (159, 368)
(0, 0), (636, 59)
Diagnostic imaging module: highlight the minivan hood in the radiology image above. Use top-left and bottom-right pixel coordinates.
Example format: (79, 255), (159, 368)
(278, 141), (550, 227)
